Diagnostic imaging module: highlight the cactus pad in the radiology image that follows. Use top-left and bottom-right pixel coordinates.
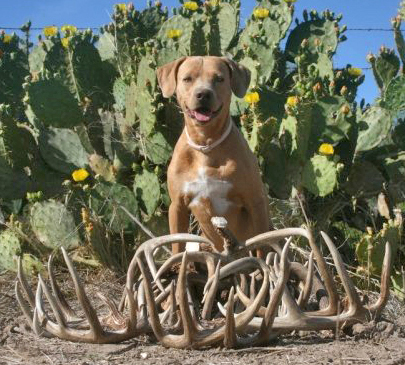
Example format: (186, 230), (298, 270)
(0, 229), (21, 271)
(90, 181), (139, 233)
(38, 127), (89, 175)
(356, 106), (392, 152)
(302, 154), (337, 197)
(134, 167), (161, 216)
(27, 79), (82, 128)
(29, 200), (80, 249)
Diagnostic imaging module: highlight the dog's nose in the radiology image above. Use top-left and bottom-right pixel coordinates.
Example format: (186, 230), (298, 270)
(195, 88), (212, 102)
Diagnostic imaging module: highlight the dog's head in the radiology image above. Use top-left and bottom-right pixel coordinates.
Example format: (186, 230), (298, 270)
(157, 56), (250, 125)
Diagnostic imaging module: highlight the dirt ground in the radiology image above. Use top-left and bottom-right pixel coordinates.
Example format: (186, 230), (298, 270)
(1, 270), (405, 365)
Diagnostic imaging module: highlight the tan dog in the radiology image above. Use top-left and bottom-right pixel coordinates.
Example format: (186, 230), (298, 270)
(157, 56), (270, 254)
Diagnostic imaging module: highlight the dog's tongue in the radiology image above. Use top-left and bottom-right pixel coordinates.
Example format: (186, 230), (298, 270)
(191, 109), (212, 122)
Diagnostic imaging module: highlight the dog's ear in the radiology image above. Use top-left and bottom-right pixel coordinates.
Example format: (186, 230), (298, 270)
(221, 58), (251, 98)
(156, 57), (187, 98)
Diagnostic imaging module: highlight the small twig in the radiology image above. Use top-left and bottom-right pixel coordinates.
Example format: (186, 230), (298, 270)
(211, 346), (297, 354)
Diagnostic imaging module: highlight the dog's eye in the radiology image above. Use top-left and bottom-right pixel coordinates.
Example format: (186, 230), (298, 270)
(183, 76), (192, 83)
(215, 75), (225, 82)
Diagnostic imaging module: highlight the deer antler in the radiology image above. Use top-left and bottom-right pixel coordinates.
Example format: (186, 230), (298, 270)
(15, 222), (392, 348)
(15, 248), (150, 343)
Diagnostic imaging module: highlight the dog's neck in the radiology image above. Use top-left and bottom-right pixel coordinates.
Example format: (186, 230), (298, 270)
(184, 113), (232, 152)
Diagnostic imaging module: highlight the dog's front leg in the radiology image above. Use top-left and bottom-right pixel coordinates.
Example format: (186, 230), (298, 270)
(169, 201), (189, 254)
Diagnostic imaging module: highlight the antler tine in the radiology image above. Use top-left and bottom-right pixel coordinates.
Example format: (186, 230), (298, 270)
(305, 228), (338, 315)
(202, 260), (221, 320)
(249, 272), (256, 300)
(320, 231), (363, 314)
(15, 281), (34, 328)
(176, 252), (198, 345)
(241, 240), (291, 346)
(223, 286), (237, 348)
(205, 257), (264, 293)
(17, 257), (35, 306)
(137, 280), (148, 321)
(168, 280), (178, 326)
(125, 285), (139, 331)
(34, 280), (54, 336)
(137, 256), (167, 341)
(47, 254), (78, 321)
(199, 259), (270, 348)
(38, 274), (68, 329)
(366, 241), (392, 317)
(246, 227), (339, 316)
(60, 247), (103, 339)
(96, 292), (127, 329)
(297, 252), (314, 309)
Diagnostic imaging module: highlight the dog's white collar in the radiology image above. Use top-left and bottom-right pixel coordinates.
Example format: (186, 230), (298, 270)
(185, 118), (233, 153)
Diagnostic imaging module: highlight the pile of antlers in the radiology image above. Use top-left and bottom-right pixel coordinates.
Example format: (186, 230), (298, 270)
(15, 218), (392, 349)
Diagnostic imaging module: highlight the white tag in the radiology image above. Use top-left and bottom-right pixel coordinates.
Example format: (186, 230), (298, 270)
(186, 241), (200, 252)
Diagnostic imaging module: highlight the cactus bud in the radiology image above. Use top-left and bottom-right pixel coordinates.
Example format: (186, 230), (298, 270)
(313, 82), (322, 94)
(366, 53), (375, 63)
(314, 38), (321, 47)
(335, 70), (343, 79)
(334, 163), (344, 173)
(340, 85), (348, 96)
(339, 35), (347, 42)
(303, 9), (308, 21)
(340, 104), (350, 114)
(300, 38), (308, 48)
(62, 179), (72, 188)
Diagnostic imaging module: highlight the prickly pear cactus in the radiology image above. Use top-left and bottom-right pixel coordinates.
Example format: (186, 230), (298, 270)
(113, 78), (128, 112)
(0, 33), (29, 106)
(0, 229), (21, 271)
(26, 78), (82, 128)
(384, 75), (405, 113)
(38, 127), (90, 174)
(356, 220), (401, 276)
(344, 160), (385, 198)
(302, 155), (338, 197)
(134, 166), (161, 216)
(90, 180), (139, 233)
(29, 200), (80, 249)
(355, 106), (392, 153)
(285, 10), (341, 61)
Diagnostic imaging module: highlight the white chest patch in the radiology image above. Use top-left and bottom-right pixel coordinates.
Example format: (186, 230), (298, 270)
(183, 167), (232, 215)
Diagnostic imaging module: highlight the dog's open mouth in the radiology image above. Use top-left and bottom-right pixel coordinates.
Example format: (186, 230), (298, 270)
(187, 105), (222, 123)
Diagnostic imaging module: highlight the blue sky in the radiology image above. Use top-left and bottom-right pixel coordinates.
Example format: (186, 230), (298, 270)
(0, 0), (402, 102)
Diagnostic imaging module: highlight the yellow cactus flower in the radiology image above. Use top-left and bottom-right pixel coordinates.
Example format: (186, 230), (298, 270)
(61, 38), (70, 48)
(72, 168), (90, 182)
(253, 8), (270, 19)
(61, 25), (77, 35)
(184, 1), (199, 11)
(286, 96), (298, 107)
(347, 67), (363, 77)
(116, 3), (127, 12)
(319, 143), (334, 155)
(167, 29), (182, 39)
(244, 92), (260, 104)
(43, 26), (58, 37)
(3, 34), (12, 43)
